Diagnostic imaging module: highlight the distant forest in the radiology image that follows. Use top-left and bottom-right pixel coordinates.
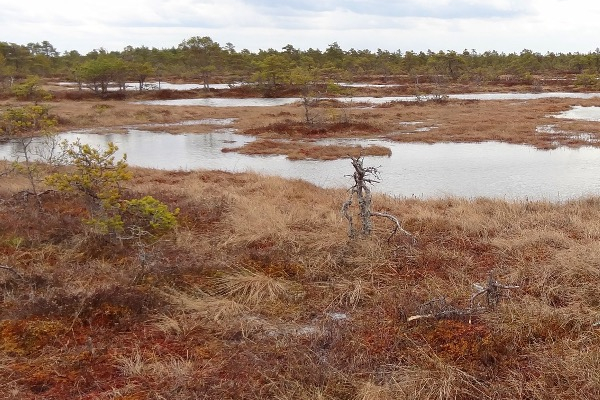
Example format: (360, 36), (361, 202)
(3, 37), (600, 92)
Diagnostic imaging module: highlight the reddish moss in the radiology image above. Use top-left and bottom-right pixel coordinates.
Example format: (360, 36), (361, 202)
(0, 318), (67, 356)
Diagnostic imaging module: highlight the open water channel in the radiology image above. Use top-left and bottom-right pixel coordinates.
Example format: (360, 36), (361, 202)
(133, 92), (600, 107)
(2, 101), (600, 201)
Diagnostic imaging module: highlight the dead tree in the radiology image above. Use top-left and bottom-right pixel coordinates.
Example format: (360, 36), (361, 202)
(470, 270), (519, 309)
(407, 271), (519, 322)
(341, 156), (415, 243)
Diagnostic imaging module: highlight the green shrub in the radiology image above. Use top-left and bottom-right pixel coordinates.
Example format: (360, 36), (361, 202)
(11, 76), (52, 103)
(46, 140), (178, 239)
(123, 195), (179, 235)
(574, 73), (599, 88)
(0, 105), (56, 137)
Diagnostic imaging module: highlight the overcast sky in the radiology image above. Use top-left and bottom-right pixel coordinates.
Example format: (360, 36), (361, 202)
(1, 0), (600, 55)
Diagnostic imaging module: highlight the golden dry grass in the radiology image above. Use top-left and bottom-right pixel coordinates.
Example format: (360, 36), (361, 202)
(5, 88), (600, 152)
(2, 166), (600, 398)
(213, 269), (293, 305)
(223, 139), (392, 160)
(4, 81), (600, 397)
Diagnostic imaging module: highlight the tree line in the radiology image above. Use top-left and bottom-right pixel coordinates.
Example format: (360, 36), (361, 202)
(3, 37), (600, 92)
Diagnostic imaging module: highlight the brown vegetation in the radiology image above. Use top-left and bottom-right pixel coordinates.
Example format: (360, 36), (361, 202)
(222, 139), (391, 160)
(2, 161), (600, 399)
(6, 86), (600, 154)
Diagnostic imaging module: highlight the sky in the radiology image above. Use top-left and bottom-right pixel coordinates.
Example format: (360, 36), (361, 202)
(1, 0), (600, 55)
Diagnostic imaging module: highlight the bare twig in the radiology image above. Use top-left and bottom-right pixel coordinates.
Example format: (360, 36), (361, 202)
(470, 271), (519, 309)
(407, 297), (484, 322)
(371, 211), (417, 244)
(0, 165), (14, 178)
(407, 308), (484, 322)
(408, 271), (519, 323)
(341, 195), (355, 237)
(0, 265), (24, 279)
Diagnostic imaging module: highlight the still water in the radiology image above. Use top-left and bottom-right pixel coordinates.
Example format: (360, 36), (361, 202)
(134, 92), (600, 107)
(2, 129), (600, 201)
(58, 81), (241, 91)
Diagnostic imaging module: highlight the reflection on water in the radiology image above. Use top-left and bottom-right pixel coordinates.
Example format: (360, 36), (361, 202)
(135, 92), (600, 107)
(2, 130), (600, 201)
(339, 83), (404, 88)
(134, 98), (300, 107)
(553, 106), (600, 121)
(58, 81), (244, 91)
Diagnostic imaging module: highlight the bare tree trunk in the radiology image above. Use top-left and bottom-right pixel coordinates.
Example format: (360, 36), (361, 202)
(17, 137), (42, 209)
(342, 156), (415, 243)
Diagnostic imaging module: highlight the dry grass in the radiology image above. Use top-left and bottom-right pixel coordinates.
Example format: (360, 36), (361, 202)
(213, 269), (293, 305)
(330, 278), (372, 309)
(388, 354), (489, 400)
(6, 87), (600, 152)
(223, 139), (392, 160)
(160, 287), (248, 322)
(3, 156), (600, 398)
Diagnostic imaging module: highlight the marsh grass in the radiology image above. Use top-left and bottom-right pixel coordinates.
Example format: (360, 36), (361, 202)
(223, 139), (392, 160)
(6, 92), (600, 152)
(160, 287), (248, 322)
(3, 166), (600, 398)
(330, 278), (372, 309)
(389, 349), (489, 400)
(214, 269), (292, 305)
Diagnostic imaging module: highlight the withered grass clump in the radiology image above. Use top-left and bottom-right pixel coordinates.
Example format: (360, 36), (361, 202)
(5, 92), (600, 151)
(223, 138), (392, 160)
(245, 120), (384, 138)
(2, 165), (600, 399)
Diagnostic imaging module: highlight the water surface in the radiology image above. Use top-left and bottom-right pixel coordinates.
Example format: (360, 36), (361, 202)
(135, 92), (600, 107)
(58, 81), (243, 91)
(554, 106), (600, 121)
(3, 130), (600, 201)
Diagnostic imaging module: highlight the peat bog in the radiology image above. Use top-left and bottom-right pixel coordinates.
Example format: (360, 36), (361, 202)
(2, 79), (600, 399)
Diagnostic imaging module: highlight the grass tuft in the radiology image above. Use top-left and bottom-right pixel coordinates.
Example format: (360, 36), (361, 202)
(214, 269), (292, 305)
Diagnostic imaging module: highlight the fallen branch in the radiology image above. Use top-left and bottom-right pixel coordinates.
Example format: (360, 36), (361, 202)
(470, 271), (519, 309)
(0, 265), (24, 279)
(407, 297), (483, 322)
(11, 189), (57, 202)
(407, 307), (485, 322)
(372, 211), (417, 244)
(408, 272), (519, 323)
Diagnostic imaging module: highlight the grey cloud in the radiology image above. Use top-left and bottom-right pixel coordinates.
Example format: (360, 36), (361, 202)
(246, 0), (530, 19)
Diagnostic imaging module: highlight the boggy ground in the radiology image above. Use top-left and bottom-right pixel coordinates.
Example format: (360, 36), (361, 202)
(4, 83), (600, 161)
(1, 164), (600, 399)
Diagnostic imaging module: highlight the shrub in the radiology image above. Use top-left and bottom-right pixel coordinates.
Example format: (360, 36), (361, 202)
(123, 195), (179, 235)
(11, 76), (52, 103)
(46, 140), (177, 239)
(45, 140), (130, 218)
(0, 105), (56, 137)
(574, 73), (599, 88)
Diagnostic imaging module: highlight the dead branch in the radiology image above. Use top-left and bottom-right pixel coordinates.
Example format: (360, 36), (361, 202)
(341, 196), (355, 237)
(371, 211), (417, 244)
(11, 189), (57, 202)
(407, 308), (485, 322)
(408, 272), (519, 323)
(0, 265), (24, 279)
(470, 271), (519, 309)
(407, 297), (484, 322)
